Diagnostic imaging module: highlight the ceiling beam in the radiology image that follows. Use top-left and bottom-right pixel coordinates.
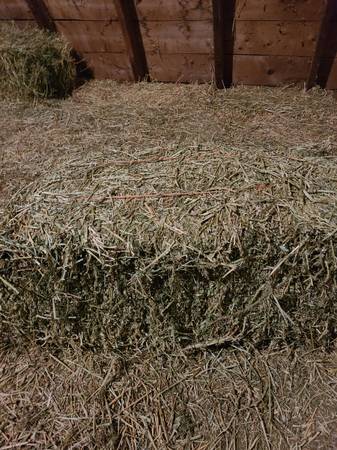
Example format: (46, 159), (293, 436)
(114, 0), (149, 82)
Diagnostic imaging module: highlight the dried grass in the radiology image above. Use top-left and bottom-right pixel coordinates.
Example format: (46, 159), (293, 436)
(1, 344), (337, 449)
(1, 86), (337, 350)
(1, 81), (337, 448)
(0, 22), (75, 99)
(1, 139), (337, 350)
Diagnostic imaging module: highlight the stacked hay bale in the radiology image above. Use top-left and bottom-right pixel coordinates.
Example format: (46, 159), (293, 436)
(0, 23), (75, 99)
(1, 146), (336, 350)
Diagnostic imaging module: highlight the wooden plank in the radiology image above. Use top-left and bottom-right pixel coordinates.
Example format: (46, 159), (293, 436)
(114, 0), (148, 81)
(82, 52), (132, 80)
(78, 52), (337, 88)
(25, 0), (56, 32)
(233, 55), (311, 86)
(136, 0), (212, 21)
(138, 20), (333, 58)
(55, 20), (125, 53)
(136, 0), (325, 21)
(236, 0), (326, 21)
(234, 21), (321, 57)
(0, 0), (33, 19)
(307, 0), (336, 89)
(213, 0), (235, 88)
(147, 53), (213, 82)
(141, 20), (213, 54)
(43, 0), (118, 21)
(145, 53), (313, 86)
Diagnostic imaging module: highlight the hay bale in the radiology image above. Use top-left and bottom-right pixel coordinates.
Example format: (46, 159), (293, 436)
(0, 23), (75, 99)
(1, 144), (337, 350)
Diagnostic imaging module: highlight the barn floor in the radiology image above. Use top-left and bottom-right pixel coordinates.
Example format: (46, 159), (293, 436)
(1, 81), (337, 449)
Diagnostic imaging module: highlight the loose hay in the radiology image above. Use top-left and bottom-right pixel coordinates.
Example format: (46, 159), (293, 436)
(1, 82), (336, 206)
(2, 345), (337, 449)
(1, 144), (337, 350)
(0, 22), (75, 99)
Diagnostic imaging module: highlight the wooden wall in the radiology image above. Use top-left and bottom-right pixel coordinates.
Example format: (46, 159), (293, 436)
(1, 0), (337, 88)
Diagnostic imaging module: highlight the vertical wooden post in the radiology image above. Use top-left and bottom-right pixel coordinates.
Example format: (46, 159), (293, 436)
(213, 0), (236, 88)
(114, 0), (149, 81)
(306, 0), (334, 90)
(25, 0), (56, 32)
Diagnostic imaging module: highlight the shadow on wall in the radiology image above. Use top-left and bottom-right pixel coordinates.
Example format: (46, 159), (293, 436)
(213, 0), (236, 88)
(72, 50), (94, 86)
(317, 2), (337, 88)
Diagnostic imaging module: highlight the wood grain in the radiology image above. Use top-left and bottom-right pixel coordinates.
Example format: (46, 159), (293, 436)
(136, 0), (212, 21)
(83, 52), (132, 80)
(147, 53), (214, 82)
(80, 52), (337, 87)
(234, 21), (321, 57)
(235, 0), (326, 21)
(55, 20), (125, 53)
(0, 0), (33, 19)
(140, 20), (213, 54)
(43, 0), (118, 20)
(136, 0), (326, 21)
(145, 53), (318, 86)
(233, 55), (311, 86)
(135, 20), (332, 57)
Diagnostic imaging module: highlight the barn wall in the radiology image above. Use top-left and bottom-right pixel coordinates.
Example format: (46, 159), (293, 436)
(0, 0), (336, 88)
(135, 0), (214, 82)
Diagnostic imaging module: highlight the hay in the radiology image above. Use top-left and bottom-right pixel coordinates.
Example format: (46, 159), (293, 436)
(0, 22), (75, 99)
(1, 81), (337, 449)
(1, 143), (337, 350)
(1, 82), (337, 351)
(2, 344), (337, 449)
(1, 82), (336, 207)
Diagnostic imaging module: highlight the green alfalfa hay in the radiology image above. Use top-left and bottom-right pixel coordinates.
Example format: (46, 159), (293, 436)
(0, 23), (75, 99)
(1, 144), (337, 351)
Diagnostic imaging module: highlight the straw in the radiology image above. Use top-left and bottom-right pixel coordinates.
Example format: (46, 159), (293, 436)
(0, 22), (75, 99)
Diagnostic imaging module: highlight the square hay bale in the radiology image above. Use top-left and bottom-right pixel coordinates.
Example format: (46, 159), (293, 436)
(0, 22), (76, 99)
(1, 145), (337, 350)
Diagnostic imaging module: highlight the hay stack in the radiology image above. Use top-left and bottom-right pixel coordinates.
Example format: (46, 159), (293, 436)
(0, 23), (75, 99)
(0, 146), (337, 350)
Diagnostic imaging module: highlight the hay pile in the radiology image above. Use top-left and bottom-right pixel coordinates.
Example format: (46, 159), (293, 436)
(1, 143), (337, 350)
(0, 23), (75, 99)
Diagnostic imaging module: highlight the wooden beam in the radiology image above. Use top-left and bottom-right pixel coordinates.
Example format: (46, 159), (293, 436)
(212, 0), (236, 88)
(114, 0), (149, 81)
(306, 0), (334, 89)
(25, 0), (56, 32)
